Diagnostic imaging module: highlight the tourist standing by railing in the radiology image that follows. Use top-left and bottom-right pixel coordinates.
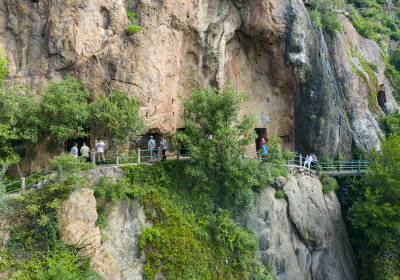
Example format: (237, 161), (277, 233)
(71, 143), (78, 158)
(96, 138), (106, 165)
(80, 142), (90, 162)
(161, 136), (167, 162)
(148, 136), (156, 163)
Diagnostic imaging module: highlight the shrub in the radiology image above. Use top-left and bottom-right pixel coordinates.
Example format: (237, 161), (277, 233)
(320, 10), (342, 32)
(368, 61), (379, 72)
(380, 113), (400, 137)
(275, 189), (285, 199)
(321, 175), (338, 193)
(126, 24), (142, 36)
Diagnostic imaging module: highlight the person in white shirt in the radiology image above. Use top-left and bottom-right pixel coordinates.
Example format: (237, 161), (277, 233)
(96, 137), (106, 165)
(304, 153), (312, 169)
(148, 135), (156, 162)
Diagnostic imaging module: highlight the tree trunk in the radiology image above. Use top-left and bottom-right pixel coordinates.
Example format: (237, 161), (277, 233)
(16, 162), (23, 178)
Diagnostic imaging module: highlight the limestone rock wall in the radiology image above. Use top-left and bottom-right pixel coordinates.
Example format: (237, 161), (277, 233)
(240, 168), (359, 280)
(1, 0), (399, 172)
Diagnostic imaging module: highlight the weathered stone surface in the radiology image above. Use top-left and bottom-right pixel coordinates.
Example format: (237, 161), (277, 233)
(2, 0), (399, 175)
(91, 199), (150, 280)
(273, 176), (286, 189)
(59, 188), (101, 258)
(240, 173), (358, 280)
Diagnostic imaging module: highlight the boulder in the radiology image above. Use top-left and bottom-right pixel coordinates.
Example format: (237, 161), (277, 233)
(273, 176), (287, 189)
(240, 174), (359, 280)
(59, 188), (101, 259)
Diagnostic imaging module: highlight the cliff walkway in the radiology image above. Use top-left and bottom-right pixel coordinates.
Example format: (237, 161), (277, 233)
(2, 148), (368, 194)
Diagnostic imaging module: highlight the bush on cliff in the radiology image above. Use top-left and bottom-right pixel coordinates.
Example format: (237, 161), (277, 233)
(337, 135), (400, 279)
(307, 0), (343, 32)
(126, 10), (141, 35)
(0, 154), (100, 279)
(120, 162), (277, 280)
(172, 78), (295, 217)
(380, 113), (400, 137)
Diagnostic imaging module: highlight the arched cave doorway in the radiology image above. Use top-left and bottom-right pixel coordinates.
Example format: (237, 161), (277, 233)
(377, 84), (386, 109)
(100, 7), (110, 29)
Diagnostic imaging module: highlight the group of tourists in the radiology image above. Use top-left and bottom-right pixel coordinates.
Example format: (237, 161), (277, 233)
(148, 135), (167, 163)
(70, 135), (169, 165)
(303, 153), (318, 169)
(70, 138), (106, 165)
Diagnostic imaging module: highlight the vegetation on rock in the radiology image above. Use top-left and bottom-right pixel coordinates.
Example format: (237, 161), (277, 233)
(336, 135), (400, 279)
(380, 113), (400, 136)
(307, 0), (343, 32)
(126, 10), (141, 35)
(0, 154), (100, 279)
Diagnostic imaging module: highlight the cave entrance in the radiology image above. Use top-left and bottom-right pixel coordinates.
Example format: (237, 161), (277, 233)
(377, 84), (386, 109)
(254, 128), (267, 151)
(65, 129), (90, 156)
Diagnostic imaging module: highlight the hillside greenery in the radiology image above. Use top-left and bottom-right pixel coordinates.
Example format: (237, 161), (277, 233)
(337, 135), (400, 279)
(0, 154), (101, 279)
(380, 113), (400, 136)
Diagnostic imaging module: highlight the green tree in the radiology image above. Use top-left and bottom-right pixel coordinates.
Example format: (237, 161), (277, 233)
(0, 124), (19, 212)
(173, 79), (262, 216)
(94, 88), (147, 151)
(0, 47), (7, 90)
(0, 84), (41, 175)
(350, 134), (400, 250)
(40, 76), (91, 147)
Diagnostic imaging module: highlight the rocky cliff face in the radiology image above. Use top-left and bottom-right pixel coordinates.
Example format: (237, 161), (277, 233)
(53, 166), (358, 280)
(0, 0), (398, 165)
(240, 168), (358, 280)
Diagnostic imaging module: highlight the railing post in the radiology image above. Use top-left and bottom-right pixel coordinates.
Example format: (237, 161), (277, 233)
(258, 150), (261, 161)
(177, 149), (180, 160)
(337, 161), (340, 173)
(21, 177), (25, 191)
(299, 154), (302, 166)
(358, 161), (361, 173)
(158, 147), (161, 162)
(115, 149), (119, 167)
(92, 148), (96, 165)
(137, 148), (140, 164)
(316, 161), (319, 171)
(331, 159), (333, 171)
(351, 159), (353, 171)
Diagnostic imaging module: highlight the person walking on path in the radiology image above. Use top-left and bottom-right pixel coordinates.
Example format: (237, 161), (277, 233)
(96, 138), (106, 165)
(160, 136), (167, 162)
(71, 143), (78, 158)
(80, 142), (90, 162)
(304, 153), (312, 169)
(148, 136), (156, 162)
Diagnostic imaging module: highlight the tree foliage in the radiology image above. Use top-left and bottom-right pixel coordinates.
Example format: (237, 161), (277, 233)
(94, 88), (147, 149)
(380, 113), (400, 137)
(307, 0), (343, 32)
(0, 47), (7, 90)
(172, 79), (260, 216)
(350, 135), (400, 251)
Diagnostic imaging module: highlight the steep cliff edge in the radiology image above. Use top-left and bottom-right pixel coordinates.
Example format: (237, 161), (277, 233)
(1, 0), (398, 174)
(51, 167), (358, 280)
(240, 168), (358, 280)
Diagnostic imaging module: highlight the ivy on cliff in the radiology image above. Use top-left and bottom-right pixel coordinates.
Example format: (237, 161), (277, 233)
(345, 41), (380, 113)
(121, 162), (277, 280)
(0, 154), (100, 279)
